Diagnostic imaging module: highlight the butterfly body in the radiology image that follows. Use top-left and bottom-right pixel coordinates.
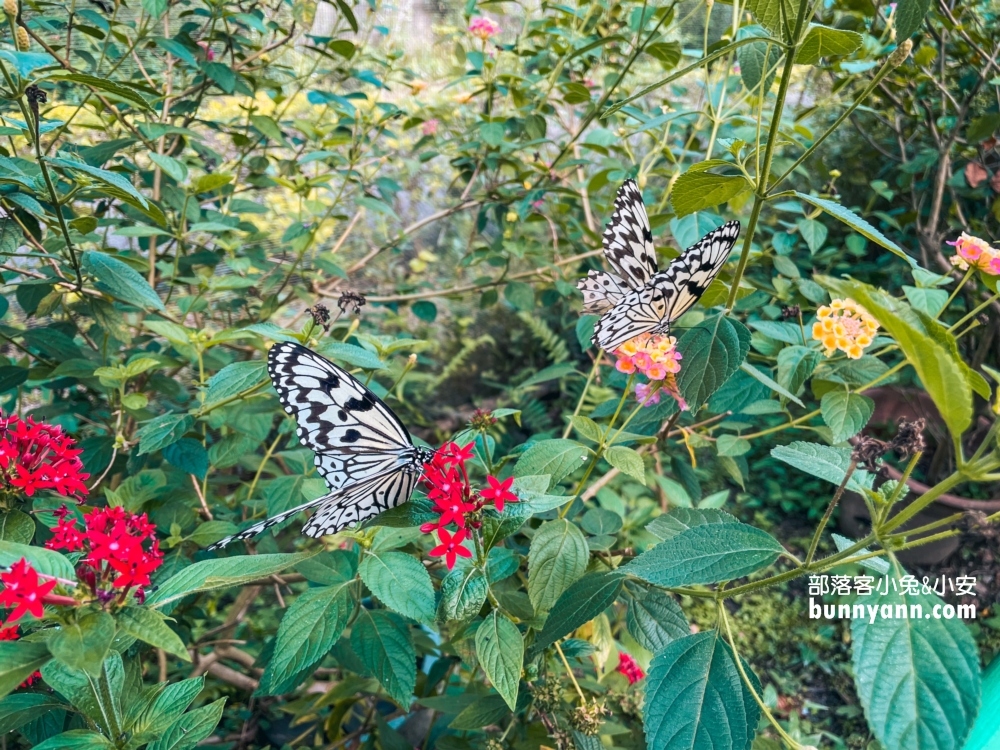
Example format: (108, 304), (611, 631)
(581, 179), (741, 352)
(208, 342), (430, 550)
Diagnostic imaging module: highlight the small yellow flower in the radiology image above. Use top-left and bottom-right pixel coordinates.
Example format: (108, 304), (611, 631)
(3, 0), (17, 17)
(16, 26), (29, 51)
(811, 298), (879, 359)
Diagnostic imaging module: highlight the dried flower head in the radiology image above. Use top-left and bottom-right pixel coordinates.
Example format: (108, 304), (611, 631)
(890, 418), (926, 458)
(337, 290), (366, 315)
(309, 303), (331, 332)
(781, 305), (801, 320)
(812, 298), (879, 359)
(470, 408), (497, 430)
(948, 233), (1000, 276)
(851, 435), (889, 472)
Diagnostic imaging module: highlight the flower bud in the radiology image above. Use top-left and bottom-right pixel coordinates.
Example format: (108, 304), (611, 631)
(16, 26), (29, 51)
(3, 0), (17, 17)
(889, 38), (913, 68)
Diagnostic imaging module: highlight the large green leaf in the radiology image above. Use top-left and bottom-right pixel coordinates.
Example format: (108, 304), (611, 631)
(475, 611), (523, 710)
(48, 611), (116, 677)
(514, 439), (591, 488)
(136, 413), (193, 455)
(771, 441), (874, 493)
(257, 580), (353, 695)
(776, 344), (821, 396)
(201, 361), (268, 408)
(624, 522), (784, 587)
(0, 641), (51, 701)
(147, 698), (226, 750)
(677, 317), (751, 411)
(626, 583), (690, 653)
(359, 550), (435, 624)
(852, 560), (980, 750)
(532, 572), (624, 655)
(438, 565), (489, 623)
(34, 730), (113, 750)
(644, 631), (760, 750)
(528, 519), (589, 614)
(147, 552), (314, 609)
(736, 25), (782, 94)
(672, 168), (751, 217)
(0, 693), (65, 734)
(821, 390), (874, 443)
(646, 508), (739, 541)
(351, 609), (416, 707)
(116, 607), (189, 661)
(795, 24), (863, 64)
(0, 539), (75, 580)
(125, 677), (205, 744)
(895, 0), (933, 38)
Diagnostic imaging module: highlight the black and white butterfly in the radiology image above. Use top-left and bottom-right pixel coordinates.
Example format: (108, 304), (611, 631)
(579, 179), (741, 352)
(209, 342), (432, 550)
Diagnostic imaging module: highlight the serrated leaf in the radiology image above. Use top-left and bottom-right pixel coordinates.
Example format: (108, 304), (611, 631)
(626, 584), (689, 652)
(531, 572), (623, 655)
(81, 251), (165, 311)
(795, 193), (915, 267)
(894, 0), (932, 38)
(776, 345), (821, 396)
(514, 439), (590, 488)
(821, 391), (874, 443)
(624, 522), (784, 586)
(34, 730), (113, 750)
(677, 317), (751, 410)
(771, 441), (874, 493)
(351, 609), (415, 707)
(528, 520), (589, 614)
(672, 171), (751, 217)
(136, 413), (193, 455)
(202, 361), (268, 408)
(646, 508), (739, 541)
(604, 445), (645, 482)
(795, 24), (863, 64)
(476, 612), (523, 710)
(736, 25), (782, 94)
(360, 551), (435, 624)
(438, 565), (488, 622)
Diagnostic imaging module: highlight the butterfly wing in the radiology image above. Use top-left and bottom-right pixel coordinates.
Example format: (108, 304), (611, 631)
(207, 466), (420, 549)
(602, 179), (658, 289)
(578, 269), (629, 314)
(591, 285), (668, 352)
(268, 342), (415, 489)
(654, 220), (741, 324)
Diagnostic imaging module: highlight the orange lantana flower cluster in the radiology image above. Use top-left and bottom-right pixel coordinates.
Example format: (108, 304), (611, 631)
(948, 232), (1000, 275)
(812, 298), (879, 359)
(614, 334), (682, 380)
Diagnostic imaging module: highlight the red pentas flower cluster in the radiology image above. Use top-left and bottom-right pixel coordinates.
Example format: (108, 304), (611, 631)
(616, 652), (645, 684)
(420, 442), (519, 570)
(0, 414), (89, 499)
(46, 505), (163, 602)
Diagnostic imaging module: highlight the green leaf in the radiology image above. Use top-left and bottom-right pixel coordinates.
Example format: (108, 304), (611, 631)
(514, 439), (590, 488)
(48, 159), (149, 208)
(604, 445), (645, 482)
(116, 607), (190, 661)
(795, 193), (915, 267)
(320, 342), (387, 371)
(625, 584), (689, 653)
(903, 286), (949, 317)
(672, 170), (751, 217)
(964, 654), (1000, 750)
(202, 361), (268, 408)
(147, 552), (314, 609)
(0, 540), (75, 580)
(716, 434), (751, 456)
(528, 520), (589, 614)
(795, 24), (863, 64)
(257, 580), (353, 695)
(438, 565), (488, 622)
(531, 572), (623, 655)
(0, 509), (35, 544)
(646, 508), (739, 541)
(360, 551), (436, 624)
(0, 693), (65, 734)
(738, 361), (805, 406)
(125, 677), (205, 743)
(776, 344), (821, 396)
(821, 391), (874, 443)
(190, 173), (233, 194)
(643, 631), (760, 750)
(475, 611), (523, 710)
(81, 251), (165, 311)
(771, 441), (874, 493)
(677, 317), (751, 410)
(894, 0), (932, 38)
(163, 438), (208, 479)
(34, 730), (113, 750)
(44, 73), (153, 111)
(796, 216), (829, 253)
(48, 611), (115, 677)
(0, 641), (51, 701)
(450, 693), (511, 730)
(0, 366), (28, 394)
(147, 698), (226, 750)
(852, 560), (980, 750)
(736, 26), (782, 94)
(624, 522), (784, 586)
(745, 0), (799, 39)
(136, 413), (193, 455)
(351, 609), (416, 707)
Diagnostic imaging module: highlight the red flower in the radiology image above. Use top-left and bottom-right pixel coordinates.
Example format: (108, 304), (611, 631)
(429, 527), (472, 570)
(0, 414), (89, 499)
(0, 558), (57, 621)
(47, 514), (85, 552)
(617, 652), (645, 684)
(480, 475), (517, 512)
(441, 441), (475, 467)
(432, 493), (476, 528)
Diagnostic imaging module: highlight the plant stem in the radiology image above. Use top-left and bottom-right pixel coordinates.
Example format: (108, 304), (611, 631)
(804, 459), (856, 565)
(554, 641), (587, 703)
(725, 0), (812, 310)
(563, 353), (602, 439)
(938, 267), (975, 318)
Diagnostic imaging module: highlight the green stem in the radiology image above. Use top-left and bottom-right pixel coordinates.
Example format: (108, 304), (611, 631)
(949, 291), (1000, 332)
(804, 459), (857, 566)
(562, 354), (602, 439)
(725, 0), (812, 310)
(877, 471), (968, 535)
(938, 267), (975, 318)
